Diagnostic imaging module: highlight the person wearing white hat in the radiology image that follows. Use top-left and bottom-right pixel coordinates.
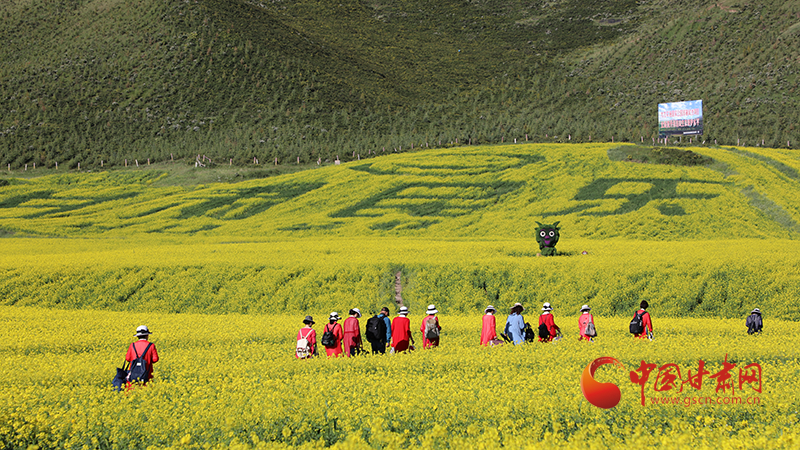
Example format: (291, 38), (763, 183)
(420, 304), (441, 349)
(343, 308), (363, 357)
(504, 303), (526, 345)
(578, 305), (596, 342)
(481, 305), (499, 346)
(746, 308), (762, 335)
(124, 325), (159, 386)
(322, 312), (345, 357)
(391, 306), (414, 353)
(538, 302), (560, 342)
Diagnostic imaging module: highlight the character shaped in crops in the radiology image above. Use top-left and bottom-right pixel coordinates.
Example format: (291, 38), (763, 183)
(535, 222), (560, 256)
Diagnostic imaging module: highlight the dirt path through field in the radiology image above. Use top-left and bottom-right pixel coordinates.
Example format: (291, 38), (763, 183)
(394, 271), (404, 307)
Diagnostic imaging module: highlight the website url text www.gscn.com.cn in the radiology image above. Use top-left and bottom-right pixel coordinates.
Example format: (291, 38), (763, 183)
(649, 396), (762, 407)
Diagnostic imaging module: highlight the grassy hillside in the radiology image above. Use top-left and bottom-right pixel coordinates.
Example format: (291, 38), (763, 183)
(1, 0), (798, 169)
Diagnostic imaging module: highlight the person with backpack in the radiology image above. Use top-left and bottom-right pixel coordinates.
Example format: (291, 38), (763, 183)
(125, 325), (159, 386)
(746, 308), (763, 335)
(365, 308), (390, 354)
(343, 308), (363, 357)
(504, 303), (526, 345)
(538, 302), (560, 342)
(321, 312), (345, 357)
(578, 304), (596, 342)
(420, 304), (441, 349)
(295, 316), (317, 359)
(630, 300), (653, 339)
(480, 305), (500, 346)
(391, 306), (414, 353)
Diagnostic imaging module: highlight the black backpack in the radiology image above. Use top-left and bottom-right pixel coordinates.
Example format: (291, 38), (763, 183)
(128, 342), (152, 384)
(365, 316), (386, 343)
(538, 323), (550, 340)
(321, 324), (337, 348)
(523, 323), (536, 342)
(629, 311), (645, 334)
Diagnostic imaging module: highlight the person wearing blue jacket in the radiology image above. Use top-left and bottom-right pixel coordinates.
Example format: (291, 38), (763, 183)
(504, 303), (526, 345)
(380, 307), (392, 348)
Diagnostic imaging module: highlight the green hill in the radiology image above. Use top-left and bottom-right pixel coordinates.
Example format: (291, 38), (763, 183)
(2, 0), (799, 169)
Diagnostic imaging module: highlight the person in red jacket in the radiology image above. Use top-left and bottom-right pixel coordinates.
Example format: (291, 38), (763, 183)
(538, 302), (560, 342)
(125, 325), (159, 386)
(634, 301), (654, 339)
(323, 312), (345, 357)
(391, 306), (414, 353)
(342, 308), (363, 357)
(480, 305), (499, 346)
(578, 304), (595, 342)
(420, 304), (441, 349)
(295, 316), (317, 359)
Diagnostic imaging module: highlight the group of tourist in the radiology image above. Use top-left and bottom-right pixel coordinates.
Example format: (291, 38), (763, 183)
(295, 304), (442, 358)
(296, 300), (766, 358)
(116, 304), (765, 386)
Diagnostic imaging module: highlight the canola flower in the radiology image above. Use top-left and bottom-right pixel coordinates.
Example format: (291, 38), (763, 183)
(0, 306), (797, 449)
(1, 143), (799, 241)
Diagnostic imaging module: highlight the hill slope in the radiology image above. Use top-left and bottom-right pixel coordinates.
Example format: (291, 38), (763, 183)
(1, 0), (798, 169)
(2, 143), (800, 240)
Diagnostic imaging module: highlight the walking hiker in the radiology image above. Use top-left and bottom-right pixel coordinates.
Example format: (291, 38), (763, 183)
(504, 303), (526, 345)
(538, 302), (560, 342)
(343, 308), (363, 357)
(295, 316), (317, 359)
(630, 301), (653, 340)
(366, 307), (391, 354)
(481, 305), (500, 346)
(746, 308), (763, 335)
(322, 312), (345, 357)
(391, 306), (414, 353)
(421, 304), (441, 349)
(578, 304), (596, 342)
(125, 325), (159, 386)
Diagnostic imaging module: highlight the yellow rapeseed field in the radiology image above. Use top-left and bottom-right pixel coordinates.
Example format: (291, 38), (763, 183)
(1, 306), (797, 449)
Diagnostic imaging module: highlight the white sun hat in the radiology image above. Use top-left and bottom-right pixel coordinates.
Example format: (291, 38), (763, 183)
(541, 302), (553, 311)
(426, 304), (438, 314)
(135, 325), (152, 337)
(352, 308), (362, 318)
(329, 312), (341, 321)
(484, 305), (496, 313)
(580, 305), (591, 312)
(398, 306), (409, 316)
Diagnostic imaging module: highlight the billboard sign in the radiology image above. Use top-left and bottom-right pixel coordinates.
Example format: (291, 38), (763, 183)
(658, 100), (703, 138)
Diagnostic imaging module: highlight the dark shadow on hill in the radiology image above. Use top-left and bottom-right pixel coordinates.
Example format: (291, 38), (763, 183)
(178, 182), (325, 220)
(740, 186), (800, 235)
(608, 145), (713, 166)
(544, 178), (722, 217)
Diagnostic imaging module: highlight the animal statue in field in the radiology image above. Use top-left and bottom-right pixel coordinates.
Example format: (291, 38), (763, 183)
(535, 222), (560, 256)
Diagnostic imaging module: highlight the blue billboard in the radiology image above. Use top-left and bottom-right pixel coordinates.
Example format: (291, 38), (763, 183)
(658, 100), (703, 138)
